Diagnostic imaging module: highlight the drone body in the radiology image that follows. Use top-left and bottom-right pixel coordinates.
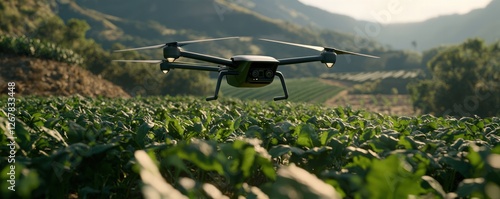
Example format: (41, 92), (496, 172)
(115, 37), (378, 101)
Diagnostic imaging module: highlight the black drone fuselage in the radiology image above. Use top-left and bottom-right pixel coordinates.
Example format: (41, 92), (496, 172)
(160, 54), (289, 100)
(227, 55), (279, 87)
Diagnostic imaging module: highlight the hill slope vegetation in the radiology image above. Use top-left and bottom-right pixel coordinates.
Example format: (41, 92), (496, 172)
(0, 55), (130, 98)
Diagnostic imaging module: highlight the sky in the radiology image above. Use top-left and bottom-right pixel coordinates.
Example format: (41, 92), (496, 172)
(298, 0), (492, 24)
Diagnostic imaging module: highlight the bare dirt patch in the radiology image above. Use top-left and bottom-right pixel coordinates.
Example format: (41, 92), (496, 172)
(321, 79), (418, 116)
(0, 55), (130, 98)
(325, 93), (419, 116)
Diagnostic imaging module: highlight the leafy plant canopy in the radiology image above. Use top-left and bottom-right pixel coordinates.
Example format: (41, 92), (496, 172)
(1, 96), (499, 198)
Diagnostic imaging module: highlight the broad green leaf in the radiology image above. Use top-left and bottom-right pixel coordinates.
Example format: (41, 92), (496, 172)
(18, 169), (40, 198)
(456, 178), (486, 198)
(320, 129), (338, 145)
(134, 150), (188, 199)
(295, 123), (319, 148)
(421, 175), (446, 198)
(346, 146), (380, 160)
(365, 155), (426, 198)
(136, 121), (154, 148)
(265, 164), (341, 199)
(88, 143), (118, 156)
(42, 127), (68, 147)
(269, 145), (305, 157)
(441, 156), (472, 178)
(11, 119), (31, 152)
(175, 140), (224, 175)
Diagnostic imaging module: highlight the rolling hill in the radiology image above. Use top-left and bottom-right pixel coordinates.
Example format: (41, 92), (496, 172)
(226, 0), (369, 36)
(53, 0), (423, 75)
(231, 0), (500, 51)
(0, 0), (427, 98)
(376, 0), (500, 50)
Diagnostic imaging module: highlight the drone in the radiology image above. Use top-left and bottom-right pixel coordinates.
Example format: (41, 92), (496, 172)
(114, 37), (378, 101)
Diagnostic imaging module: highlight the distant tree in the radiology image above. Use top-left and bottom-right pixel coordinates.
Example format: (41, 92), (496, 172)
(33, 17), (66, 42)
(408, 38), (500, 117)
(64, 19), (91, 47)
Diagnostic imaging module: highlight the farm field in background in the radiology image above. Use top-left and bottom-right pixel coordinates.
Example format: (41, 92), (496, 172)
(327, 93), (417, 116)
(1, 96), (499, 198)
(219, 78), (344, 103)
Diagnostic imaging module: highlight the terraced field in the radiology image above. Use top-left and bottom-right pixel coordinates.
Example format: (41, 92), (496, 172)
(219, 78), (344, 103)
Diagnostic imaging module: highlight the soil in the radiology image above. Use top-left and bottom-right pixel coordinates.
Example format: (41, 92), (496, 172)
(321, 80), (419, 116)
(325, 92), (419, 116)
(0, 55), (130, 98)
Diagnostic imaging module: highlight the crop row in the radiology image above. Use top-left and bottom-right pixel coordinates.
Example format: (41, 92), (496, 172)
(0, 96), (499, 198)
(220, 78), (343, 103)
(320, 70), (421, 82)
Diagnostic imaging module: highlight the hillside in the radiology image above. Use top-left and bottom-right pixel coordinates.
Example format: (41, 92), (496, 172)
(235, 0), (368, 35)
(0, 0), (424, 98)
(233, 0), (499, 51)
(0, 55), (130, 98)
(54, 0), (422, 75)
(377, 0), (500, 50)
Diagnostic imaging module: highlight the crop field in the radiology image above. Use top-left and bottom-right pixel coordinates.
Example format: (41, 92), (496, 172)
(219, 78), (343, 103)
(1, 96), (500, 199)
(320, 70), (420, 83)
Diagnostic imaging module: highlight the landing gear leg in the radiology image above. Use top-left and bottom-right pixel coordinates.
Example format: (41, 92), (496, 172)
(206, 71), (236, 101)
(274, 71), (289, 101)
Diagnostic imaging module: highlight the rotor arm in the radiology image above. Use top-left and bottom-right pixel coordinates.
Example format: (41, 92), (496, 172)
(161, 62), (220, 72)
(276, 55), (322, 65)
(180, 50), (233, 66)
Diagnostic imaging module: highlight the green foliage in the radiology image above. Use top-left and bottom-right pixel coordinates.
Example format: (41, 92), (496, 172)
(31, 17), (112, 74)
(0, 1), (214, 97)
(0, 0), (56, 35)
(0, 34), (84, 65)
(409, 38), (500, 117)
(1, 96), (499, 198)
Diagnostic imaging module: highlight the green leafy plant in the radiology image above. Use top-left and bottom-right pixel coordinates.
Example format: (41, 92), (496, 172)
(0, 96), (499, 198)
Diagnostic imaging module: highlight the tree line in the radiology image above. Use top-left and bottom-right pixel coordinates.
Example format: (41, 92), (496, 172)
(409, 38), (500, 117)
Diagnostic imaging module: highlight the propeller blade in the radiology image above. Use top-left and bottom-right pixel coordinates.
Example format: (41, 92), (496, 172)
(177, 36), (240, 46)
(259, 38), (324, 51)
(113, 37), (240, 52)
(334, 49), (380, 59)
(260, 38), (379, 59)
(112, 60), (163, 64)
(113, 44), (166, 52)
(171, 61), (218, 66)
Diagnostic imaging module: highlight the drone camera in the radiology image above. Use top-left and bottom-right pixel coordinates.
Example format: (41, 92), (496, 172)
(247, 62), (278, 84)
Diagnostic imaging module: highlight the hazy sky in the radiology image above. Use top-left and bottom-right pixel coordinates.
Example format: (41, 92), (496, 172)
(298, 0), (492, 24)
